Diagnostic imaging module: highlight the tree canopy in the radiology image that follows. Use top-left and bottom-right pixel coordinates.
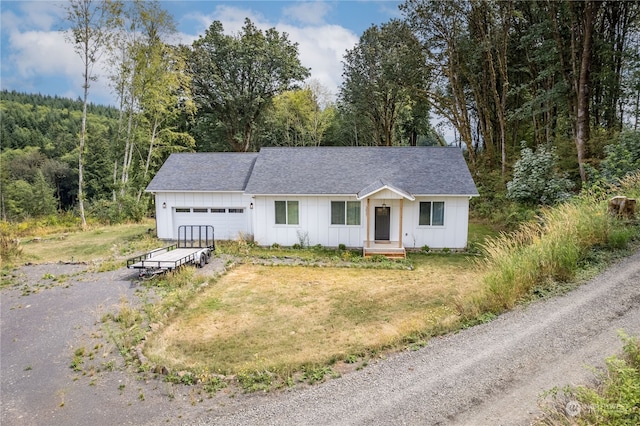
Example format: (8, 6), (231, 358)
(189, 19), (310, 152)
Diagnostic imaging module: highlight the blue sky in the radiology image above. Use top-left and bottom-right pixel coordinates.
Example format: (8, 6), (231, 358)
(1, 1), (403, 106)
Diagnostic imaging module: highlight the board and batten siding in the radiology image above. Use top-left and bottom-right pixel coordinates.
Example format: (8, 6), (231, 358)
(252, 196), (364, 247)
(252, 195), (471, 249)
(402, 196), (470, 250)
(154, 192), (253, 240)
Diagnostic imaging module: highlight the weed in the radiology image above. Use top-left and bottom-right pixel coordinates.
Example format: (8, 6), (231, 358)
(203, 376), (227, 396)
(302, 365), (335, 384)
(607, 227), (634, 249)
(237, 369), (274, 392)
(345, 354), (358, 364)
(536, 331), (640, 425)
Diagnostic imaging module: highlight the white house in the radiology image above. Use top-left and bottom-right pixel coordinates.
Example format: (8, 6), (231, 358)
(146, 147), (479, 257)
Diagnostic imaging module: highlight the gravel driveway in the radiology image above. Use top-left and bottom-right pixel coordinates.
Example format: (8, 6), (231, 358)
(2, 250), (639, 426)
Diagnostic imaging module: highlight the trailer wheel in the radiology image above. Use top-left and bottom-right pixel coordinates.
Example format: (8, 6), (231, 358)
(205, 252), (211, 264)
(198, 253), (206, 268)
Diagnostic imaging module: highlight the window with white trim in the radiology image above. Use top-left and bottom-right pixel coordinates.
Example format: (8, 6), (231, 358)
(331, 201), (361, 225)
(419, 202), (444, 226)
(275, 201), (299, 225)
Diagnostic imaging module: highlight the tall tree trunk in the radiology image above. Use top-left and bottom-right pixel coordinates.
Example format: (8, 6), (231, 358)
(78, 39), (89, 229)
(575, 1), (600, 183)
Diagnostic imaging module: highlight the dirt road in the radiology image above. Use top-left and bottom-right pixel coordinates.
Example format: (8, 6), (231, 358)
(1, 250), (639, 425)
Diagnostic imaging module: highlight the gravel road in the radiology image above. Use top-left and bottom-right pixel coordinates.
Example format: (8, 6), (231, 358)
(1, 249), (639, 426)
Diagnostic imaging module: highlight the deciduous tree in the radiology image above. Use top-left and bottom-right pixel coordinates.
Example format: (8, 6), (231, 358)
(340, 19), (429, 146)
(63, 0), (118, 228)
(189, 19), (309, 152)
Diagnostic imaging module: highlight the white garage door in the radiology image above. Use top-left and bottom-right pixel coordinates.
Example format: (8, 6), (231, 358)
(173, 207), (247, 240)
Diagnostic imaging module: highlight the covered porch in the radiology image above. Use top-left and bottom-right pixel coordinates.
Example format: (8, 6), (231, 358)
(358, 179), (413, 260)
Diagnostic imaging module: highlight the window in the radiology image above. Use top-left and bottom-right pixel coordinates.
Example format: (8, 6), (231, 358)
(331, 201), (360, 225)
(228, 208), (244, 213)
(175, 208), (190, 213)
(275, 201), (299, 225)
(419, 202), (444, 226)
(211, 208), (225, 213)
(193, 208), (208, 213)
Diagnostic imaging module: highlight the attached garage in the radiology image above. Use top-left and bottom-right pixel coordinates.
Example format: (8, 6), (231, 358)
(172, 207), (248, 240)
(146, 153), (258, 241)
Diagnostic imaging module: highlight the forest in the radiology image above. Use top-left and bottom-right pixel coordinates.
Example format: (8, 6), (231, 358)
(1, 0), (639, 226)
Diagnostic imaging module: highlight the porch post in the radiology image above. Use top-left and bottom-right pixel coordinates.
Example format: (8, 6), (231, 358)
(366, 198), (370, 248)
(398, 198), (403, 248)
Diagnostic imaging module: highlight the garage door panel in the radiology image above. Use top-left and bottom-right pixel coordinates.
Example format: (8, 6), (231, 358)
(173, 208), (246, 240)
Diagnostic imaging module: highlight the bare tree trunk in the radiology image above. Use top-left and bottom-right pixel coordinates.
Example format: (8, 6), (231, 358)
(78, 36), (89, 229)
(575, 1), (600, 183)
(138, 117), (160, 202)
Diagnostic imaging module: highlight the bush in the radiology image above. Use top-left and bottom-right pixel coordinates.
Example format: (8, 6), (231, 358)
(87, 195), (148, 224)
(507, 143), (574, 206)
(600, 130), (640, 183)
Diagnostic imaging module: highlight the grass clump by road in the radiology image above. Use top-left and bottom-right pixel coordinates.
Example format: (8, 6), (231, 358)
(457, 172), (640, 320)
(536, 331), (640, 425)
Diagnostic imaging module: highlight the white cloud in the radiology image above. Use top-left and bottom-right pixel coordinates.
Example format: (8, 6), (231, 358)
(282, 2), (332, 26)
(18, 1), (65, 31)
(182, 4), (266, 37)
(8, 30), (77, 77)
(4, 27), (113, 104)
(280, 24), (358, 99)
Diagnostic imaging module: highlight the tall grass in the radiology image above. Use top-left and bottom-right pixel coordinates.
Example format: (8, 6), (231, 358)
(465, 172), (640, 317)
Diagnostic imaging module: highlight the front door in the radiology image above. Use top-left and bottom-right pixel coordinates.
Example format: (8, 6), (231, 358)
(375, 206), (390, 241)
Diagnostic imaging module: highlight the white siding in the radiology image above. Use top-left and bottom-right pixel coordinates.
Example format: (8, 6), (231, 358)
(252, 196), (365, 247)
(252, 195), (471, 249)
(153, 192), (253, 240)
(154, 192), (470, 248)
(401, 196), (470, 250)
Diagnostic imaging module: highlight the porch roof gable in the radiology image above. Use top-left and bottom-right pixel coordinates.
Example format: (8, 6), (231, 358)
(356, 179), (415, 201)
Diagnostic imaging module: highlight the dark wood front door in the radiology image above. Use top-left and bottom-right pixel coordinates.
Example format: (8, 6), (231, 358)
(375, 206), (391, 241)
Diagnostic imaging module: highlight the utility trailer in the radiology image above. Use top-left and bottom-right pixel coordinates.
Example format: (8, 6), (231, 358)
(127, 225), (215, 277)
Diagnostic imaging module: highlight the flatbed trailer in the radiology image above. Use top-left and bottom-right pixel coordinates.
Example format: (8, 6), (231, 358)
(127, 225), (215, 277)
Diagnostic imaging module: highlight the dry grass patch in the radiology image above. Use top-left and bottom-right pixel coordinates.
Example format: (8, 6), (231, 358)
(144, 254), (480, 377)
(18, 220), (157, 264)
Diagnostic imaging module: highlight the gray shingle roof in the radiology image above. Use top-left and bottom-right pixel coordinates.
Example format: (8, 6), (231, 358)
(147, 147), (478, 197)
(146, 152), (258, 192)
(244, 147), (478, 196)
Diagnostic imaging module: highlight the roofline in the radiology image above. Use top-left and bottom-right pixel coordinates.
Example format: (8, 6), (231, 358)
(146, 190), (247, 194)
(147, 190), (479, 197)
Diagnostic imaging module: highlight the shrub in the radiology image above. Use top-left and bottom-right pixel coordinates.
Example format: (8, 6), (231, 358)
(507, 143), (574, 206)
(87, 195), (148, 224)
